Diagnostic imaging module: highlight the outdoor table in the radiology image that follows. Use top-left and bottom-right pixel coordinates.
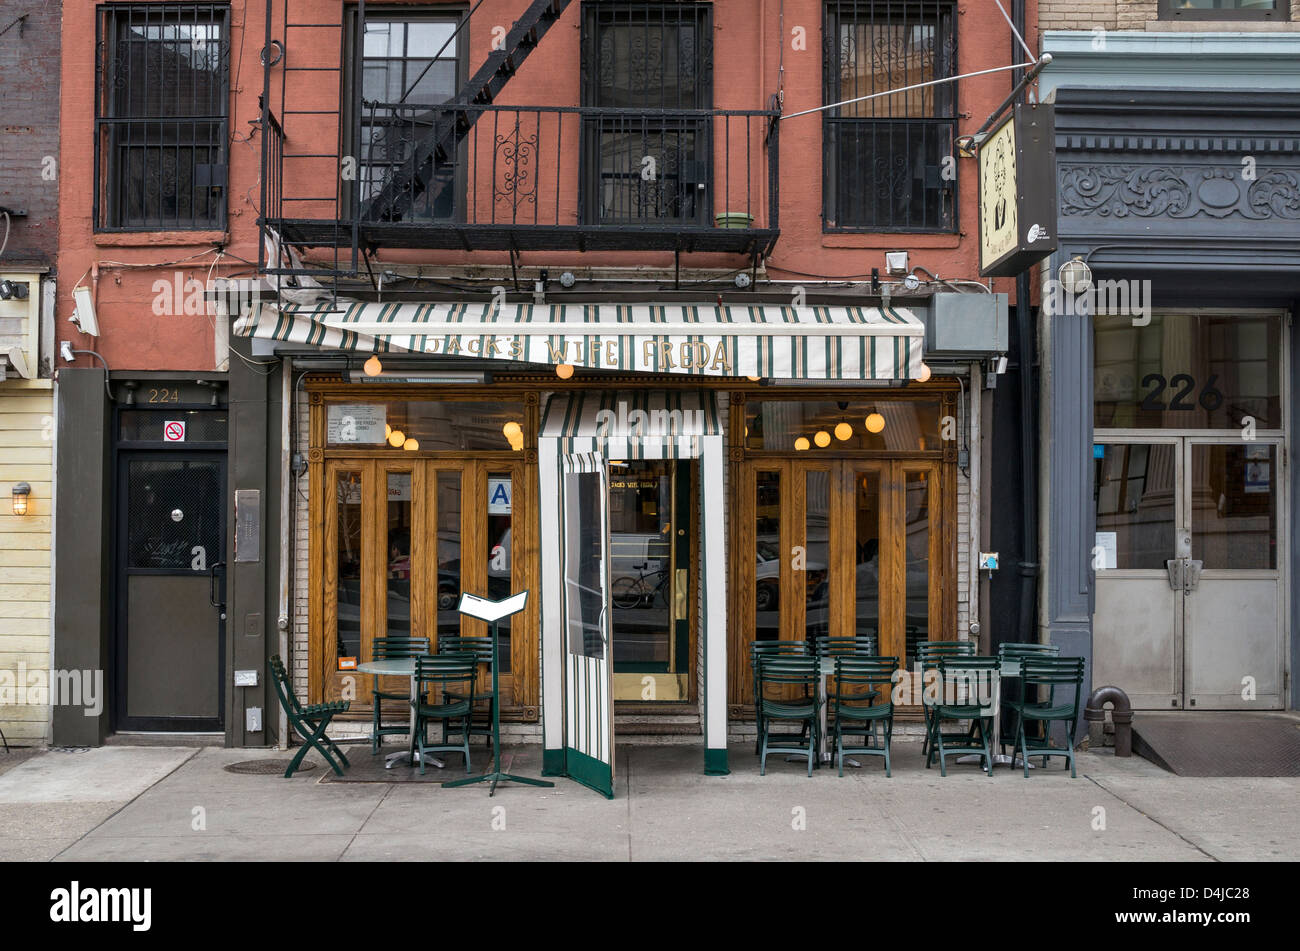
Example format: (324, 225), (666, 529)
(955, 657), (1030, 770)
(356, 658), (444, 770)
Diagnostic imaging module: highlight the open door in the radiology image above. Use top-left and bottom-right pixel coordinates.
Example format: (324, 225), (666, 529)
(560, 451), (616, 798)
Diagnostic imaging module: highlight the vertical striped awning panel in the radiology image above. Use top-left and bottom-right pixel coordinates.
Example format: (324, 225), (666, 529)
(235, 301), (926, 381)
(540, 391), (721, 460)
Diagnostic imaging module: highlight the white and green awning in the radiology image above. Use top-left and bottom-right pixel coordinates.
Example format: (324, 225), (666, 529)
(235, 300), (926, 381)
(540, 390), (721, 459)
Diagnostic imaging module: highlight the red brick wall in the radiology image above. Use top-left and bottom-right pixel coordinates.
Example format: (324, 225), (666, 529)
(57, 0), (1032, 372)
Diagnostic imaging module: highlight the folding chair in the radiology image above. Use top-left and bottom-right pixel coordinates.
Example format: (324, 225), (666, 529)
(370, 636), (431, 754)
(268, 654), (351, 778)
(831, 656), (897, 777)
(749, 640), (811, 755)
(928, 656), (999, 777)
(1008, 656), (1086, 778)
(439, 635), (495, 752)
(411, 655), (478, 776)
(917, 641), (977, 757)
(996, 642), (1060, 758)
(757, 655), (821, 777)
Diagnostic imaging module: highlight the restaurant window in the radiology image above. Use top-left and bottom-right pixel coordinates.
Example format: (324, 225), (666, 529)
(351, 10), (465, 221)
(1093, 313), (1282, 431)
(823, 1), (957, 232)
(742, 399), (943, 452)
(94, 3), (231, 231)
(325, 400), (528, 451)
(1158, 0), (1284, 20)
(581, 2), (713, 226)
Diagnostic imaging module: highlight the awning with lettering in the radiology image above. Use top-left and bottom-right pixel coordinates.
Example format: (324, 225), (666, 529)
(235, 300), (926, 380)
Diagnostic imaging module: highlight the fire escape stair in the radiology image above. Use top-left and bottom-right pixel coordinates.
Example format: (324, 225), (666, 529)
(362, 0), (574, 224)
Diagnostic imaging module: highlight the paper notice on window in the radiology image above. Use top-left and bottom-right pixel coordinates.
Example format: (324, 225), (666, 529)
(1093, 532), (1117, 571)
(328, 404), (387, 444)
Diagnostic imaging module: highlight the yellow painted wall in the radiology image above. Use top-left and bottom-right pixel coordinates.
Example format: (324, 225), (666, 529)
(0, 381), (54, 746)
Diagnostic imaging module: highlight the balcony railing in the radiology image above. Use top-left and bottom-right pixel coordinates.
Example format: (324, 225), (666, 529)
(262, 101), (779, 266)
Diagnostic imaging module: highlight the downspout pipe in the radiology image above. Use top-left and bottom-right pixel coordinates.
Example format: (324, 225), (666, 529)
(1012, 0), (1038, 648)
(1085, 685), (1133, 757)
(277, 356), (292, 749)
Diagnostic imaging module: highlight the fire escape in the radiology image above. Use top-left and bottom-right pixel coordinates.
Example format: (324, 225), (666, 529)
(257, 0), (780, 291)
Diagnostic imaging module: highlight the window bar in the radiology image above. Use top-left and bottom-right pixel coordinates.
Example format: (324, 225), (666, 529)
(490, 107), (500, 225)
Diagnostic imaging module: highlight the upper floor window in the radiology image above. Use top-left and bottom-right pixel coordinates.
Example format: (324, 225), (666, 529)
(94, 3), (230, 231)
(354, 11), (464, 221)
(823, 1), (957, 233)
(1158, 0), (1285, 20)
(581, 2), (713, 227)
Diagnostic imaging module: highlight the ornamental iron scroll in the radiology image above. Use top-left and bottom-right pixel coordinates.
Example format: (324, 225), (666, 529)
(494, 121), (539, 223)
(1060, 164), (1300, 221)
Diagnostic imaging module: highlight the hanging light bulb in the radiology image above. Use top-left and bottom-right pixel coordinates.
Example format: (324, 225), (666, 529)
(814, 430), (831, 448)
(794, 437), (810, 451)
(388, 429), (406, 448)
(746, 374), (761, 382)
(403, 438), (420, 451)
(555, 363), (575, 380)
(502, 420), (522, 440)
(916, 363), (932, 383)
(363, 354), (383, 377)
(385, 424), (393, 438)
(834, 421), (853, 441)
(865, 413), (886, 434)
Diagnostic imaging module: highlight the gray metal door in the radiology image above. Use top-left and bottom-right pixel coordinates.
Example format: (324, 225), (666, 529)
(115, 452), (226, 731)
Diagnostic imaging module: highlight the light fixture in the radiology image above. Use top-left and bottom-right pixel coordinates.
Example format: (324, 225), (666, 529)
(902, 272), (921, 291)
(1058, 255), (1093, 295)
(916, 363), (932, 383)
(559, 271), (577, 289)
(385, 424), (393, 438)
(71, 285), (100, 336)
(735, 272), (752, 289)
(388, 429), (406, 448)
(834, 421), (853, 441)
(555, 363), (575, 380)
(865, 413), (886, 434)
(403, 438), (420, 451)
(794, 437), (810, 451)
(746, 374), (761, 383)
(502, 421), (522, 439)
(363, 354), (383, 377)
(11, 482), (30, 516)
(814, 430), (831, 448)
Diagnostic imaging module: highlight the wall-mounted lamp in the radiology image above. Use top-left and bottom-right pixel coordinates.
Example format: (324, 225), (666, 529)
(11, 482), (31, 516)
(1058, 255), (1093, 295)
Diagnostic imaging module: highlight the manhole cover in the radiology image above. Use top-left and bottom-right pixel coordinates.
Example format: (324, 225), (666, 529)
(223, 759), (316, 775)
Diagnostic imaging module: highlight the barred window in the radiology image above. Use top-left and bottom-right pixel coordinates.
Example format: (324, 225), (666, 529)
(581, 3), (714, 226)
(823, 1), (957, 232)
(95, 4), (231, 231)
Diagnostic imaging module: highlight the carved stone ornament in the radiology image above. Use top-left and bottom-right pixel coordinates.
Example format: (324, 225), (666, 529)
(1060, 164), (1300, 221)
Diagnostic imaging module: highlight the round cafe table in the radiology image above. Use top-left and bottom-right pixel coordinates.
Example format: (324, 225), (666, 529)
(356, 658), (444, 770)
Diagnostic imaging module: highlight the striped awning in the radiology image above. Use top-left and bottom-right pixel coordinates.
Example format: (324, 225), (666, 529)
(235, 300), (926, 381)
(541, 391), (721, 459)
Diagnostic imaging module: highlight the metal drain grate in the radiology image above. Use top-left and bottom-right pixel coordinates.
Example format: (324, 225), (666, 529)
(223, 759), (316, 775)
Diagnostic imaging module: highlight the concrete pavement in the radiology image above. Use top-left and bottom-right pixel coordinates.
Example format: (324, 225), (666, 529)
(0, 742), (1294, 861)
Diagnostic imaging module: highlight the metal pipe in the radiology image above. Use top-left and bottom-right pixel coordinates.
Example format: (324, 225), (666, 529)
(1085, 685), (1134, 757)
(973, 53), (1052, 140)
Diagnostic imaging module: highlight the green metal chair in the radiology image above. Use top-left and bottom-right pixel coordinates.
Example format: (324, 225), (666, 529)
(831, 656), (898, 777)
(749, 640), (811, 754)
(817, 635), (881, 739)
(756, 655), (821, 777)
(927, 655), (999, 777)
(370, 636), (431, 754)
(438, 635), (495, 752)
(917, 641), (977, 757)
(996, 642), (1060, 758)
(268, 654), (351, 778)
(411, 654), (478, 776)
(1007, 656), (1086, 778)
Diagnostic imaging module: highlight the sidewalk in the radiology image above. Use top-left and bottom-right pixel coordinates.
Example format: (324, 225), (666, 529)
(0, 742), (1295, 861)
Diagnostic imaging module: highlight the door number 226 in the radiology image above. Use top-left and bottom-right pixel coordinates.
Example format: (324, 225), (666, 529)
(1140, 374), (1224, 413)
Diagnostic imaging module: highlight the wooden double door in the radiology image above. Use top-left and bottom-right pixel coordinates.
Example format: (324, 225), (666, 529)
(733, 457), (951, 707)
(315, 457), (535, 711)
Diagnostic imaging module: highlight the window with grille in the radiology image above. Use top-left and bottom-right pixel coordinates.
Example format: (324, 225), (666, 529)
(823, 1), (957, 232)
(581, 3), (713, 226)
(353, 12), (464, 221)
(94, 4), (230, 231)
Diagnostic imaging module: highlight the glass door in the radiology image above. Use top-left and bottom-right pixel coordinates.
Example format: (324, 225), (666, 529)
(735, 458), (946, 710)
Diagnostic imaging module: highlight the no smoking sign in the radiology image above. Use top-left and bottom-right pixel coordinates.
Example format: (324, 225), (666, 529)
(163, 420), (187, 442)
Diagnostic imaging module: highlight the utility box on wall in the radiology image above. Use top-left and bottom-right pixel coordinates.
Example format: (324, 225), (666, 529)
(925, 292), (1009, 358)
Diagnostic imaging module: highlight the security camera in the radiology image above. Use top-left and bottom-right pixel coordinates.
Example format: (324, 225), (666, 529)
(71, 285), (100, 337)
(60, 340), (75, 363)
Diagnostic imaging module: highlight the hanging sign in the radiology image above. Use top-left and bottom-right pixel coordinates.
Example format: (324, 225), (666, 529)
(979, 101), (1058, 277)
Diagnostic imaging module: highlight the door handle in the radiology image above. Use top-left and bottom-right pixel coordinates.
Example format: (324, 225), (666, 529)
(1165, 559), (1182, 591)
(210, 561), (227, 620)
